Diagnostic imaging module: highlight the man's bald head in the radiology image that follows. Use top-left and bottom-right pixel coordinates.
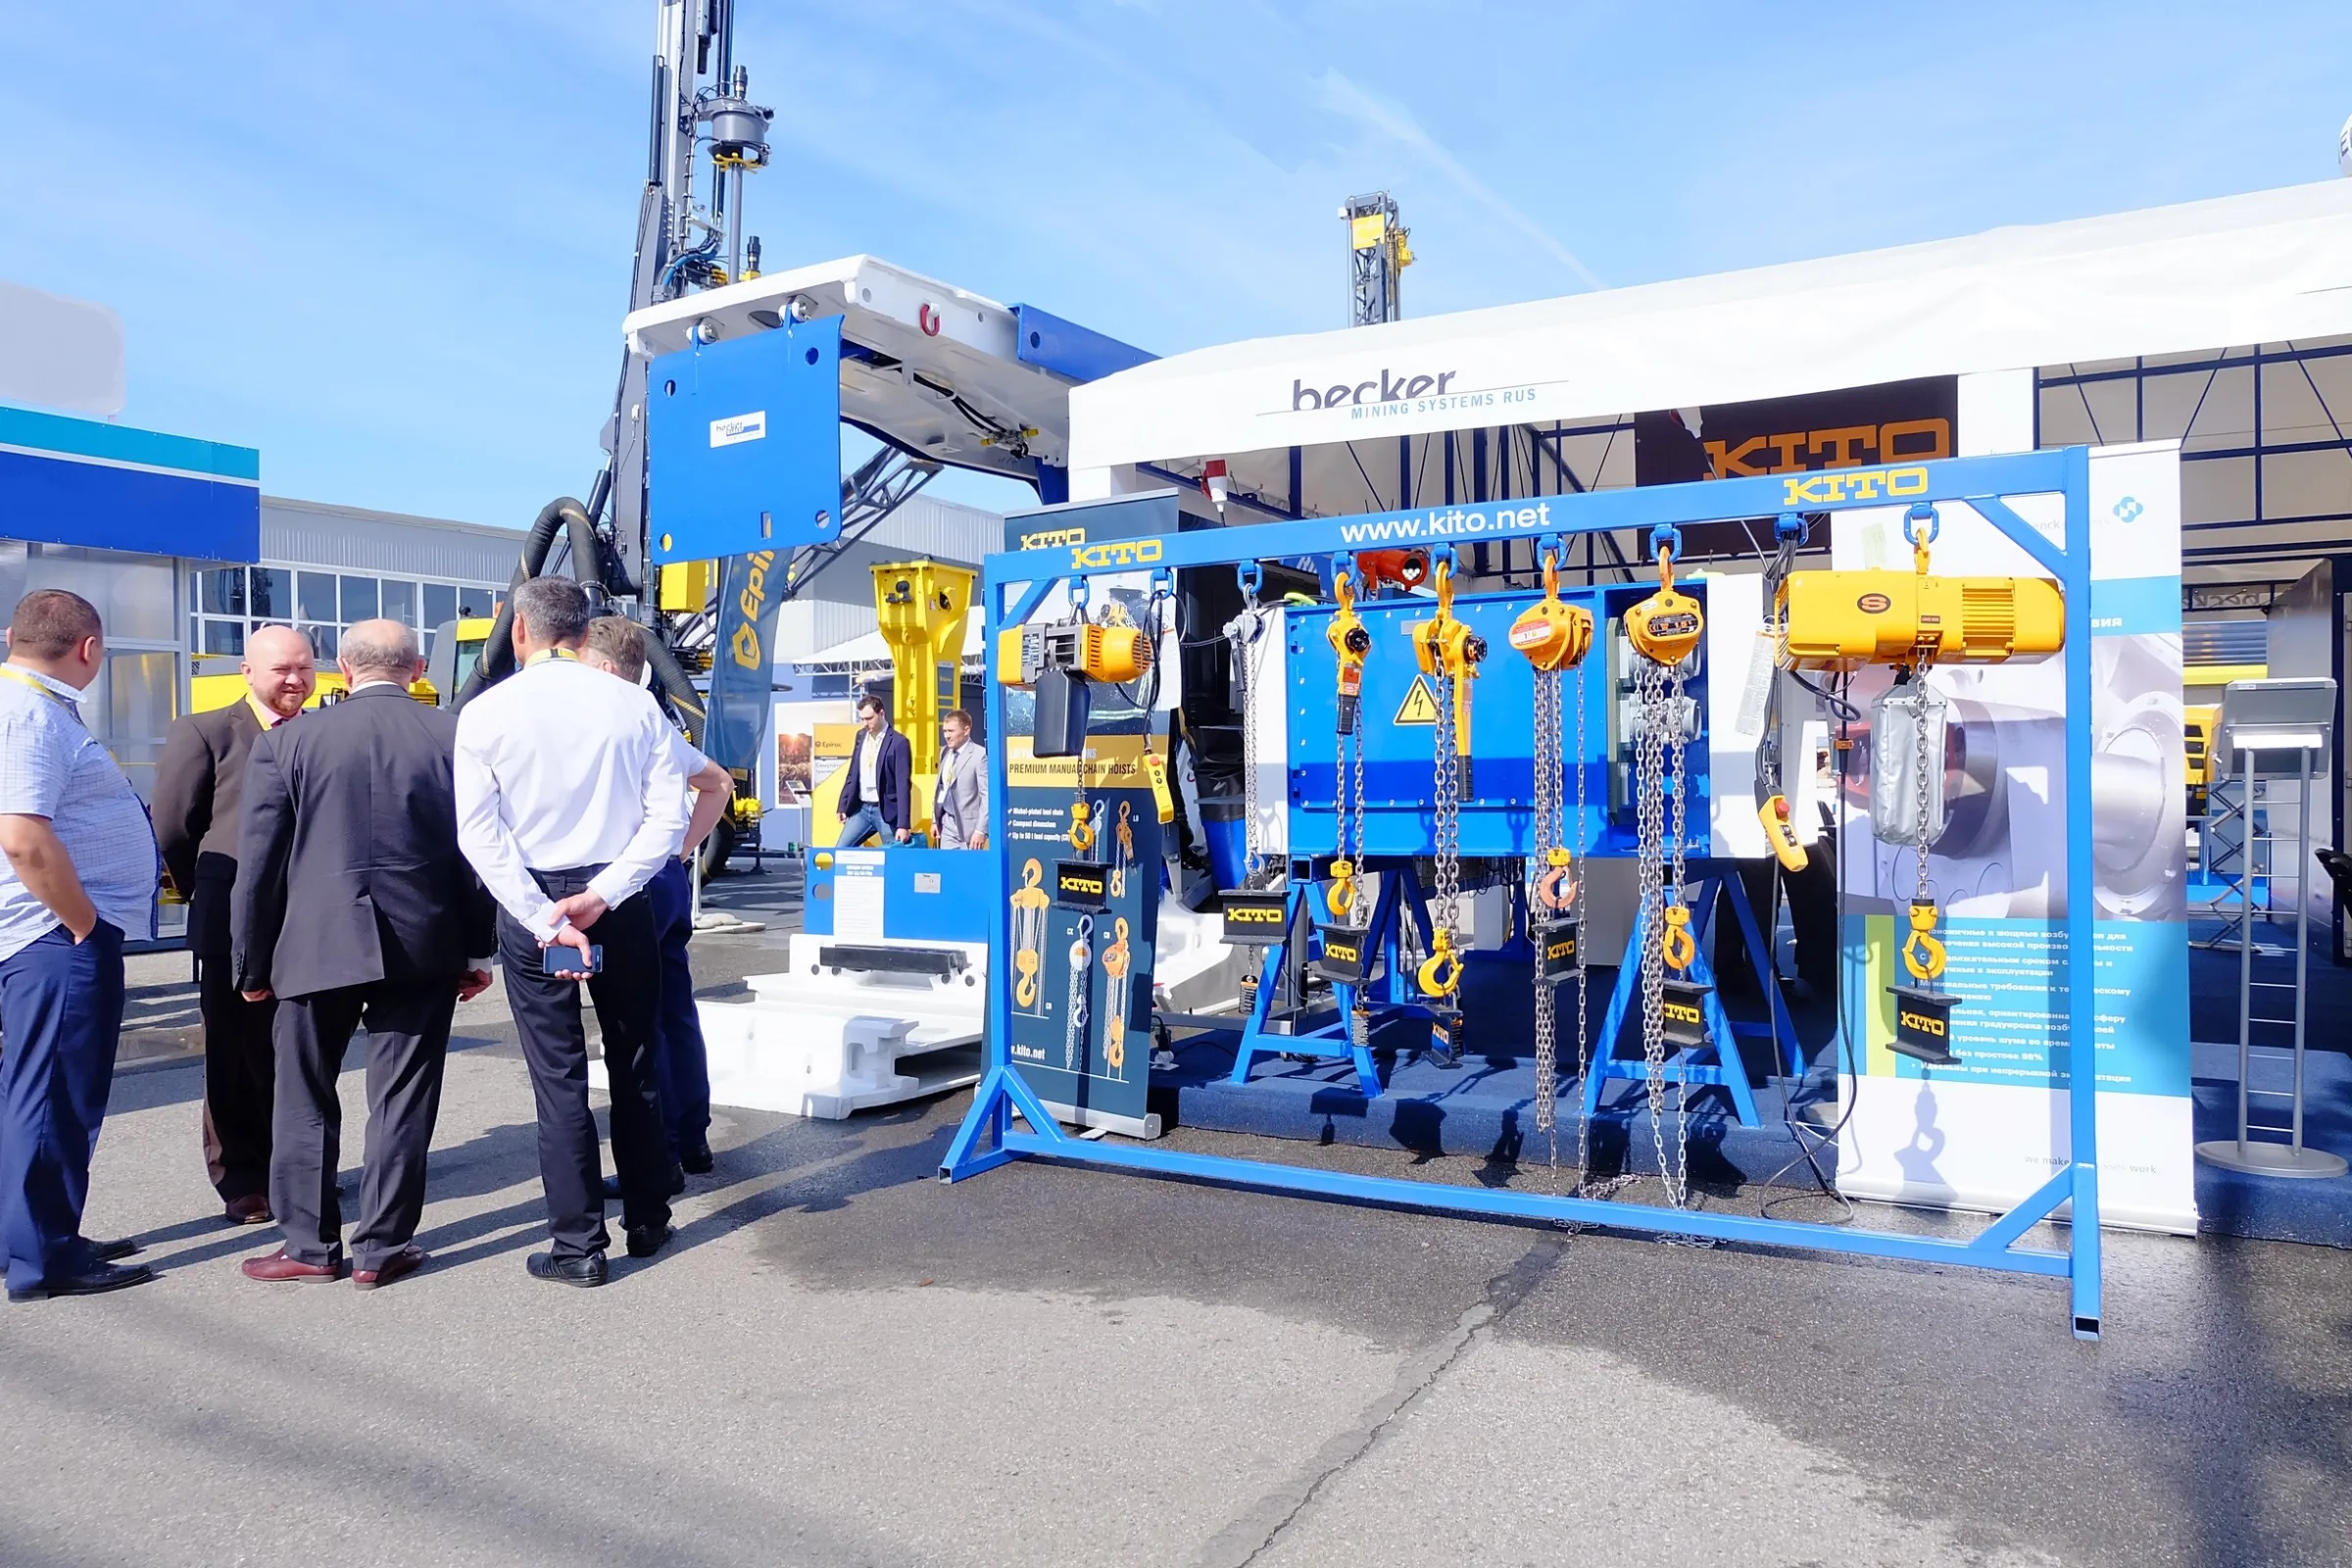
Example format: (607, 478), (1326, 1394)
(339, 619), (421, 688)
(243, 624), (318, 719)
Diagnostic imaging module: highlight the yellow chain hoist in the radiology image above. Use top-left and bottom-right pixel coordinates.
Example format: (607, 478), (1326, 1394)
(1009, 858), (1052, 1010)
(1624, 534), (1705, 668)
(1102, 916), (1132, 1071)
(1411, 552), (1481, 1015)
(1512, 544), (1594, 918)
(1326, 564), (1372, 919)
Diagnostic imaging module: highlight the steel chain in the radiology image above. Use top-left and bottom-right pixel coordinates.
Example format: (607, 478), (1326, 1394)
(1573, 660), (1595, 1182)
(1531, 664), (1560, 1167)
(1666, 657), (1691, 1209)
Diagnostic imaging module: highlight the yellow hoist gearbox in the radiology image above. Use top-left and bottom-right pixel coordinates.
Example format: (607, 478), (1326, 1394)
(996, 620), (1153, 687)
(1778, 570), (2063, 673)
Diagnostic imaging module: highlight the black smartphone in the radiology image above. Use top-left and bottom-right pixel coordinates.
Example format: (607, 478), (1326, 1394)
(544, 945), (604, 976)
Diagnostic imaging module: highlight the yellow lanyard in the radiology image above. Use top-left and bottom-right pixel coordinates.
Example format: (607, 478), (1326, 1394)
(524, 648), (577, 668)
(243, 692), (289, 729)
(0, 666), (82, 722)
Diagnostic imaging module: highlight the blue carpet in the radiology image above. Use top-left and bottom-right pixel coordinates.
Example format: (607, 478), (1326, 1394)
(2190, 1038), (2352, 1249)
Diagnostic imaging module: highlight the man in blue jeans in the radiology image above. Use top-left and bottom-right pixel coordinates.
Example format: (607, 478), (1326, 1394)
(582, 617), (731, 1184)
(0, 591), (161, 1300)
(835, 691), (910, 848)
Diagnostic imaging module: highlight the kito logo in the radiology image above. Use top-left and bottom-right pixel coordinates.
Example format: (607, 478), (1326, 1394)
(1294, 368), (1459, 411)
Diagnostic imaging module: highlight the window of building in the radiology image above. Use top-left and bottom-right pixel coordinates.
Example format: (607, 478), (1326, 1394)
(381, 578), (416, 626)
(195, 566), (245, 616)
(296, 571), (337, 623)
(303, 623), (339, 660)
(340, 574), (379, 621)
(422, 583), (457, 628)
(201, 619), (245, 656)
(250, 566), (293, 620)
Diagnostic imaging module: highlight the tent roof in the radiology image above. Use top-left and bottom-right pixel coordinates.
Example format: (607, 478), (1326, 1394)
(1069, 180), (2352, 470)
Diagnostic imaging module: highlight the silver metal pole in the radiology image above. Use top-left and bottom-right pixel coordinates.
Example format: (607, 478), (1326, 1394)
(2293, 747), (2311, 1153)
(2238, 745), (2254, 1156)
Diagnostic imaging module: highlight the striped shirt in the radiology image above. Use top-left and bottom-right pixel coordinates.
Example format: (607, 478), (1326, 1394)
(0, 666), (160, 961)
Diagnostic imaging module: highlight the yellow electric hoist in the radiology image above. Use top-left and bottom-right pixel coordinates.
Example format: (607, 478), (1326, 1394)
(1776, 501), (2066, 1066)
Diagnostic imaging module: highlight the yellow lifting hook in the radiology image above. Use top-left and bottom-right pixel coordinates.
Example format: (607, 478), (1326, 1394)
(1903, 899), (1948, 984)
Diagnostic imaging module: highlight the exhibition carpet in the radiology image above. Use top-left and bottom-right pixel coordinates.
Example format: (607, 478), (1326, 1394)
(2189, 1037), (2352, 1249)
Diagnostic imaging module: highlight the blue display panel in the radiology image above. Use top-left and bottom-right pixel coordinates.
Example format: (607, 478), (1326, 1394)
(1282, 579), (1710, 859)
(647, 316), (843, 564)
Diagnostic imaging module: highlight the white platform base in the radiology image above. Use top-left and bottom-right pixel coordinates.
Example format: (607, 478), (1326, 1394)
(591, 934), (987, 1121)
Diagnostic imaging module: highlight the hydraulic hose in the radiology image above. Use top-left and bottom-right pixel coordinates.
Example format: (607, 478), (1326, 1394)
(564, 505), (606, 595)
(640, 629), (708, 751)
(454, 497), (584, 710)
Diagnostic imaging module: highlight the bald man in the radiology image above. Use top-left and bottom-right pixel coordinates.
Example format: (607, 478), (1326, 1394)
(157, 622), (316, 1224)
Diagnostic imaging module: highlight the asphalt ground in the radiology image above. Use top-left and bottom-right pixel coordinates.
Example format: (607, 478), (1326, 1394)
(3, 864), (2347, 1567)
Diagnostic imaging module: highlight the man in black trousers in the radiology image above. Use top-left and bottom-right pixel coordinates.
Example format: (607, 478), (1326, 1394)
(230, 620), (493, 1290)
(155, 623), (315, 1226)
(455, 578), (687, 1288)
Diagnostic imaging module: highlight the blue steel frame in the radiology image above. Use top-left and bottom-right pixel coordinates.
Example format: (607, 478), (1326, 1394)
(947, 449), (2106, 1339)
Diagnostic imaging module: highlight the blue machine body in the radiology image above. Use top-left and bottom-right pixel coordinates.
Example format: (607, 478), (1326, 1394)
(1283, 580), (1709, 860)
(647, 316), (844, 564)
(803, 844), (998, 945)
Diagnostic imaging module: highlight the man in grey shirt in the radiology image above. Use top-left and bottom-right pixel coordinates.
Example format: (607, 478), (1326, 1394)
(0, 591), (159, 1300)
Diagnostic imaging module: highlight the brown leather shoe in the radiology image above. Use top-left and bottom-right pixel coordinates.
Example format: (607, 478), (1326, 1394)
(352, 1247), (426, 1292)
(240, 1249), (341, 1283)
(223, 1195), (273, 1226)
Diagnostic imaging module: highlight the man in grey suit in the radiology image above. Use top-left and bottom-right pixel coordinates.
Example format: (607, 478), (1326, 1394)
(230, 620), (495, 1290)
(933, 708), (989, 850)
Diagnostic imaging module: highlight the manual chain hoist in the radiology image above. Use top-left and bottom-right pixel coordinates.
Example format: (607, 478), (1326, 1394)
(1102, 916), (1133, 1073)
(1322, 560), (1378, 1054)
(1063, 913), (1097, 1072)
(1510, 539), (1594, 1173)
(1625, 524), (1706, 1207)
(1411, 547), (1484, 1061)
(1110, 801), (1135, 900)
(1010, 858), (1052, 1015)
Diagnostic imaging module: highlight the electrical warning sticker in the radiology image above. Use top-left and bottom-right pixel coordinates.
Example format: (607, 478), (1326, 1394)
(1394, 675), (1440, 724)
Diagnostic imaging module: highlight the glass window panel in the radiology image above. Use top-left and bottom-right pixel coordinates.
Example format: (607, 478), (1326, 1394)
(22, 546), (177, 643)
(380, 578), (416, 625)
(421, 627), (437, 660)
(101, 649), (181, 805)
(202, 619), (244, 655)
(188, 574), (199, 612)
(457, 588), (493, 617)
(422, 583), (457, 627)
(340, 575), (379, 622)
(196, 567), (245, 616)
(297, 571), (337, 623)
(302, 623), (338, 660)
(250, 566), (293, 619)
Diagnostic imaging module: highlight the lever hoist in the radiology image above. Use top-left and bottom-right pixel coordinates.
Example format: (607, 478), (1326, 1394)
(1410, 548), (1484, 1060)
(1511, 539), (1595, 1171)
(1625, 524), (1705, 1207)
(1010, 858), (1052, 1016)
(1102, 916), (1133, 1073)
(1324, 561), (1378, 1054)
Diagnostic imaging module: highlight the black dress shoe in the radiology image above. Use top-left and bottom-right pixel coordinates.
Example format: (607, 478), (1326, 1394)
(9, 1261), (155, 1302)
(600, 1164), (687, 1201)
(82, 1237), (139, 1263)
(525, 1251), (608, 1288)
(679, 1139), (713, 1175)
(624, 1223), (672, 1259)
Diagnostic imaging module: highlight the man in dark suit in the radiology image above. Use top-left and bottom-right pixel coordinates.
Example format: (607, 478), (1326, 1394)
(154, 623), (315, 1225)
(229, 619), (493, 1290)
(835, 690), (911, 847)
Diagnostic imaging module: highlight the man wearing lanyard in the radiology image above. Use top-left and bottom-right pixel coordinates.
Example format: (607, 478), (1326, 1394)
(455, 578), (687, 1287)
(154, 623), (317, 1226)
(0, 591), (159, 1300)
(933, 708), (989, 851)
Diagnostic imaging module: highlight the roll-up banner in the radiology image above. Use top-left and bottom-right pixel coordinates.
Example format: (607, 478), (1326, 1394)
(1835, 442), (2195, 1233)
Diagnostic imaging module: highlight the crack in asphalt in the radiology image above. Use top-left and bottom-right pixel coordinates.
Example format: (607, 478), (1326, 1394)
(1195, 1232), (1572, 1568)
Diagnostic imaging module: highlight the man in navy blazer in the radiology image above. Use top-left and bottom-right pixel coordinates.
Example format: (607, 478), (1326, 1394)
(835, 691), (911, 847)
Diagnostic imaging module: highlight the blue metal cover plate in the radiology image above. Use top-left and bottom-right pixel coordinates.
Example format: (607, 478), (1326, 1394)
(647, 317), (842, 564)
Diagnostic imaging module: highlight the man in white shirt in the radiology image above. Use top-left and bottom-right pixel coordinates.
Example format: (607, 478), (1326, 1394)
(455, 577), (688, 1288)
(933, 708), (989, 851)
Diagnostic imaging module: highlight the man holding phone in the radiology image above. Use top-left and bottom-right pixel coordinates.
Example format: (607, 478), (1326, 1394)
(455, 578), (687, 1287)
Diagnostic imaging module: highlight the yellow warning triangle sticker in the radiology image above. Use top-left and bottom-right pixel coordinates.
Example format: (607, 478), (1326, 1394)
(1394, 675), (1441, 725)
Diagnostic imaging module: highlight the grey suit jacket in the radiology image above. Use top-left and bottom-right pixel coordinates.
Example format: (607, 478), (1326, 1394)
(933, 742), (989, 849)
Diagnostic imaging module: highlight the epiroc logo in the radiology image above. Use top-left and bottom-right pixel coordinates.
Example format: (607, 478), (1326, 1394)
(728, 550), (778, 670)
(1781, 466), (1931, 507)
(1071, 539), (1162, 569)
(1018, 525), (1086, 551)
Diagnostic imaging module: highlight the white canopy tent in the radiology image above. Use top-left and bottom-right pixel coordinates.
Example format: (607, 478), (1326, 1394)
(1069, 180), (2352, 594)
(801, 614), (987, 668)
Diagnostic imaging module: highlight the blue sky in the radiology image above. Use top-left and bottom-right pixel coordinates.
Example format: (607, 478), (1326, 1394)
(3, 0), (2348, 525)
